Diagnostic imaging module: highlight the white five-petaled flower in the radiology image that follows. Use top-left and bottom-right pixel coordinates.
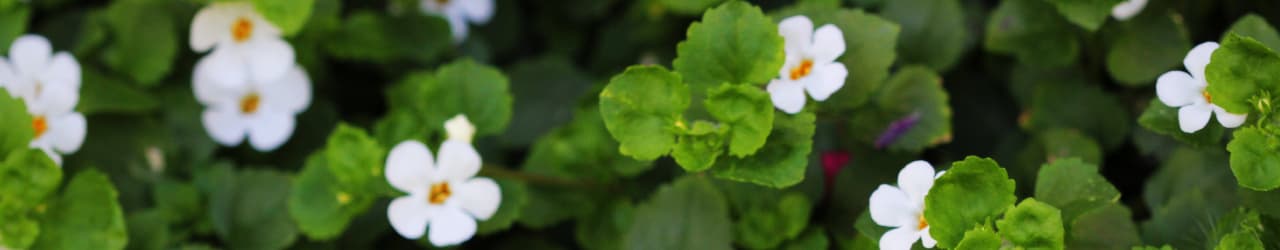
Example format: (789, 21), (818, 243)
(194, 56), (311, 152)
(869, 160), (945, 250)
(768, 15), (848, 114)
(190, 2), (296, 89)
(1111, 0), (1148, 21)
(386, 115), (501, 247)
(0, 35), (86, 166)
(420, 0), (495, 43)
(1156, 42), (1247, 133)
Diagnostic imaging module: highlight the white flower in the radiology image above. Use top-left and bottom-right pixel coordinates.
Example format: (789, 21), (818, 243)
(1156, 42), (1247, 133)
(445, 114), (475, 143)
(869, 160), (945, 250)
(194, 56), (311, 152)
(190, 2), (296, 89)
(385, 139), (500, 247)
(420, 0), (495, 43)
(1111, 0), (1148, 21)
(0, 35), (86, 166)
(767, 16), (848, 114)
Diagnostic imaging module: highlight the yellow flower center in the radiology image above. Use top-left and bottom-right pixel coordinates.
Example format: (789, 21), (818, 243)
(240, 93), (261, 114)
(1203, 91), (1213, 104)
(789, 59), (814, 81)
(917, 215), (928, 230)
(232, 17), (254, 43)
(32, 115), (47, 138)
(428, 182), (452, 205)
(436, 0), (450, 6)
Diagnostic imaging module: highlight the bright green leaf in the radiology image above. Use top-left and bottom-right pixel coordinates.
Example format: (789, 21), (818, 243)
(625, 176), (732, 250)
(1046, 0), (1123, 31)
(599, 65), (689, 161)
(881, 0), (967, 71)
(925, 156), (1017, 248)
(322, 124), (386, 194)
(705, 83), (773, 157)
(658, 0), (725, 15)
(0, 5), (28, 51)
(996, 198), (1065, 249)
(673, 1), (784, 89)
(1205, 34), (1280, 114)
(1223, 14), (1280, 51)
(711, 112), (815, 188)
(32, 169), (127, 250)
(0, 89), (34, 154)
(986, 0), (1080, 67)
(671, 120), (726, 172)
(289, 154), (374, 240)
(1227, 127), (1280, 191)
(252, 0), (314, 36)
(955, 226), (1002, 250)
(1215, 231), (1263, 250)
(0, 149), (60, 214)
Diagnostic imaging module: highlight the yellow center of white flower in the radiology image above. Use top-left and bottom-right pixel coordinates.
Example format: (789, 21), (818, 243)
(1203, 91), (1213, 104)
(789, 59), (814, 81)
(232, 17), (254, 43)
(917, 215), (928, 230)
(428, 182), (452, 205)
(32, 115), (48, 138)
(240, 93), (261, 114)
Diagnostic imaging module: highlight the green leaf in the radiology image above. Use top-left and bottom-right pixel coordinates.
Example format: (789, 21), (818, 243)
(0, 89), (34, 154)
(77, 70), (160, 114)
(673, 1), (784, 89)
(996, 198), (1065, 249)
(252, 0), (314, 36)
(126, 210), (171, 250)
(1210, 208), (1263, 249)
(1240, 188), (1280, 218)
(1067, 203), (1142, 249)
(476, 179), (527, 234)
(210, 169), (298, 250)
(32, 169), (127, 250)
(393, 59), (513, 138)
(705, 83), (773, 157)
(1206, 34), (1280, 114)
(1224, 14), (1280, 51)
(152, 179), (202, 224)
(1009, 129), (1103, 190)
(872, 66), (952, 151)
(1215, 231), (1263, 250)
(599, 65), (689, 161)
(502, 56), (593, 147)
(0, 149), (60, 215)
(1046, 0), (1123, 31)
(955, 226), (1002, 250)
(0, 214), (38, 249)
(1023, 78), (1129, 150)
(575, 200), (635, 250)
(659, 0), (725, 15)
(102, 0), (177, 86)
(881, 0), (967, 71)
(1034, 158), (1120, 221)
(925, 156), (1017, 248)
(1227, 127), (1280, 191)
(289, 154), (374, 240)
(1105, 12), (1191, 87)
(322, 124), (386, 194)
(769, 7), (899, 109)
(1138, 99), (1224, 147)
(325, 11), (451, 63)
(732, 193), (811, 249)
(671, 120), (726, 172)
(625, 176), (732, 250)
(711, 111), (815, 188)
(780, 227), (829, 250)
(986, 0), (1080, 67)
(0, 5), (28, 51)
(523, 106), (654, 180)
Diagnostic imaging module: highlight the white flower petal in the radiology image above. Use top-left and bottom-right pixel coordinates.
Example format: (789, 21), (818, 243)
(445, 115), (475, 143)
(778, 16), (814, 54)
(202, 108), (247, 146)
(40, 52), (80, 89)
(31, 82), (78, 114)
(1184, 42), (1219, 82)
(810, 24), (845, 63)
(260, 65), (311, 114)
(447, 14), (470, 43)
(427, 207), (477, 247)
(921, 227), (937, 248)
(436, 140), (481, 182)
(869, 185), (916, 228)
(804, 62), (847, 101)
(246, 112), (295, 151)
(1155, 71), (1203, 107)
(1213, 105), (1248, 128)
(386, 140), (437, 193)
(898, 160), (936, 205)
(1111, 0), (1147, 21)
(48, 112), (85, 154)
(456, 177), (501, 220)
(879, 226), (921, 250)
(243, 38), (296, 84)
(458, 0), (495, 24)
(767, 79), (806, 114)
(249, 13), (282, 40)
(199, 47), (250, 89)
(192, 56), (244, 106)
(190, 4), (236, 52)
(387, 195), (433, 240)
(10, 35), (52, 77)
(1178, 103), (1213, 133)
(0, 57), (13, 93)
